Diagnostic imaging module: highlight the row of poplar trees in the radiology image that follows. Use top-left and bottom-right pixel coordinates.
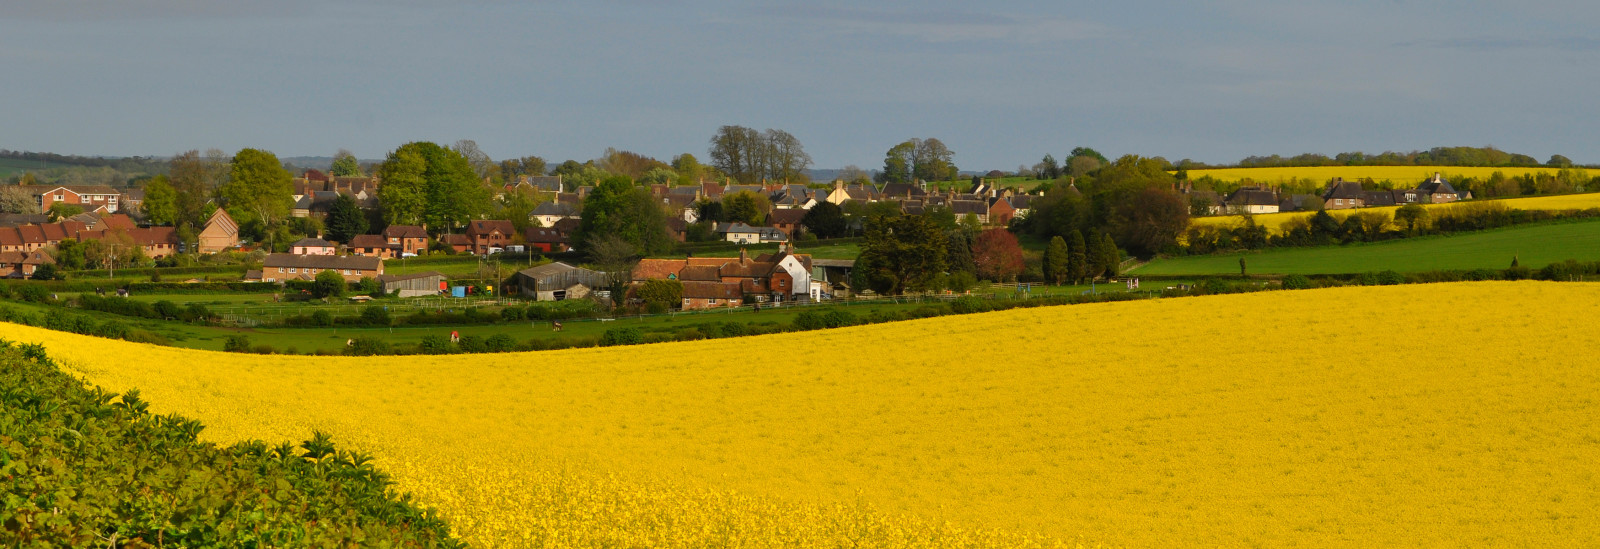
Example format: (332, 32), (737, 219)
(1042, 230), (1120, 285)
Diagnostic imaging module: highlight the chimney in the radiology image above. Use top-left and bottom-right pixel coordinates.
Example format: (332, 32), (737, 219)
(739, 247), (748, 263)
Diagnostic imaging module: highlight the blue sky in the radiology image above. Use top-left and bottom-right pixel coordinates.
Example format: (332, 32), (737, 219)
(2, 0), (1595, 170)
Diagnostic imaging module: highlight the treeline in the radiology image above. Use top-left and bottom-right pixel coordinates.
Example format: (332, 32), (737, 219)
(0, 341), (463, 546)
(1176, 146), (1586, 170)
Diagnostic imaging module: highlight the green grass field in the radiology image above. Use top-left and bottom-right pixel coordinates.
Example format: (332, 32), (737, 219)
(4, 280), (1152, 354)
(1134, 219), (1600, 275)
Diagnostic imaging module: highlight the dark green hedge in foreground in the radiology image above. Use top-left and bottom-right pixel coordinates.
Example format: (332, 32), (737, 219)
(0, 340), (465, 548)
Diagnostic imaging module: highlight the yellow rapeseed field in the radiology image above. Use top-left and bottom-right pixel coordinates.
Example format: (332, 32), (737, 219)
(7, 281), (1600, 547)
(1192, 192), (1600, 233)
(1184, 165), (1573, 184)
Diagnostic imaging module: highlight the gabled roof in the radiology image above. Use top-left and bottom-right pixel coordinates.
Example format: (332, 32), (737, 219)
(680, 264), (722, 281)
(382, 225), (427, 239)
(632, 259), (686, 281)
(1416, 174), (1457, 195)
(524, 227), (569, 244)
(880, 183), (927, 198)
(467, 219), (515, 237)
(1322, 179), (1365, 200)
(377, 271), (446, 283)
(768, 209), (807, 225)
(682, 281), (742, 300)
(291, 237), (335, 249)
(951, 199), (988, 215)
(263, 253), (381, 270)
(348, 234), (389, 248)
(1226, 187), (1278, 206)
(552, 218), (581, 233)
(518, 175), (563, 192)
(203, 208), (238, 236)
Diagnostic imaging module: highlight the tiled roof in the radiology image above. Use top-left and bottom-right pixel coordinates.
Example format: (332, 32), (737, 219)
(263, 253), (382, 271)
(682, 281), (742, 300)
(383, 225), (427, 239)
(348, 234), (389, 248)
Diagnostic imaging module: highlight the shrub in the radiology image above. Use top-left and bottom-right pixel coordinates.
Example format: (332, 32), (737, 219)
(457, 335), (487, 353)
(1280, 274), (1314, 290)
(1377, 270), (1406, 286)
(950, 296), (988, 314)
(223, 335), (251, 353)
(361, 305), (391, 326)
(344, 337), (391, 356)
(600, 327), (644, 346)
(720, 322), (747, 337)
(312, 270), (346, 299)
(419, 335), (454, 354)
(312, 310), (334, 326)
(823, 309), (857, 328)
(792, 311), (826, 331)
(485, 333), (516, 352)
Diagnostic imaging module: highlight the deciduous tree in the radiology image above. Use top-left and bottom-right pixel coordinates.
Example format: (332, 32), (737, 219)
(377, 142), (490, 231)
(221, 148), (294, 228)
(329, 149), (363, 177)
(141, 175), (178, 225)
(972, 228), (1024, 282)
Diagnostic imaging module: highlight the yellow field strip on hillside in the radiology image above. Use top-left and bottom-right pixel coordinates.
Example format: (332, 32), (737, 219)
(1185, 165), (1578, 184)
(9, 281), (1600, 547)
(1192, 192), (1600, 232)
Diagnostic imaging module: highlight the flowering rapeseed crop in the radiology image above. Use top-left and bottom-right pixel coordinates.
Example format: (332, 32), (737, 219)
(1184, 165), (1573, 184)
(7, 281), (1599, 547)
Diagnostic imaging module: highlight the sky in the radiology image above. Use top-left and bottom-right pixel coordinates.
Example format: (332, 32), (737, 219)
(2, 0), (1596, 170)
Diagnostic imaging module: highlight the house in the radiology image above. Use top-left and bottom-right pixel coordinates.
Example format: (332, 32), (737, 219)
(290, 237), (337, 255)
(0, 250), (54, 278)
(32, 185), (125, 213)
(824, 182), (879, 205)
(465, 219), (515, 254)
(510, 262), (611, 301)
(767, 208), (808, 237)
(681, 281), (743, 309)
(1415, 173), (1460, 204)
(257, 253), (383, 283)
(951, 199), (990, 224)
(347, 234), (396, 258)
(531, 201), (581, 228)
(377, 271), (447, 297)
(524, 226), (571, 253)
(631, 246), (813, 307)
(1224, 187), (1280, 215)
(0, 213), (49, 227)
(198, 208), (239, 253)
(721, 222), (788, 244)
(987, 197), (1017, 226)
(0, 221), (89, 253)
(1321, 179), (1366, 210)
(439, 233), (473, 254)
(382, 225), (428, 256)
(120, 187), (145, 213)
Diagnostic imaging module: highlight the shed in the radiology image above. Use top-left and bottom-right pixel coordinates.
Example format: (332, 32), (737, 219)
(377, 271), (447, 298)
(512, 262), (612, 301)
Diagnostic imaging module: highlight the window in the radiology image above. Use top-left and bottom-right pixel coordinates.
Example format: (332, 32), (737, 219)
(289, 268), (297, 273)
(343, 270), (351, 275)
(709, 299), (718, 305)
(278, 268), (285, 273)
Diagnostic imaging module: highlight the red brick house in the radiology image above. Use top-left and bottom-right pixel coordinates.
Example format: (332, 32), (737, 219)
(767, 208), (807, 237)
(382, 225), (428, 256)
(0, 250), (54, 278)
(681, 280), (742, 309)
(465, 220), (514, 254)
(348, 234), (396, 258)
(32, 185), (125, 213)
(524, 226), (571, 253)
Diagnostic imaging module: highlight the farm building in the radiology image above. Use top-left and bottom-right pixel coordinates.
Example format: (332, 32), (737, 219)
(377, 271), (448, 298)
(510, 262), (611, 301)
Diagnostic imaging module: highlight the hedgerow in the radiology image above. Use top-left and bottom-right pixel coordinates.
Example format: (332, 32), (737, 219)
(0, 340), (464, 547)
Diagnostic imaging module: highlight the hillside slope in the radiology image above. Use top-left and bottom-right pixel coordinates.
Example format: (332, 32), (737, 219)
(10, 281), (1600, 547)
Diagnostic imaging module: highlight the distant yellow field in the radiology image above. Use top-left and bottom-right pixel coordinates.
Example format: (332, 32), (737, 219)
(1185, 165), (1573, 184)
(10, 281), (1600, 547)
(1194, 192), (1600, 232)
